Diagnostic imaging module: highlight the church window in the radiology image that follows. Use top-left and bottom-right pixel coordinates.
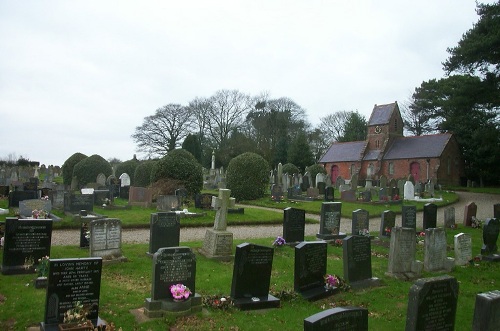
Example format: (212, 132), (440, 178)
(389, 162), (394, 175)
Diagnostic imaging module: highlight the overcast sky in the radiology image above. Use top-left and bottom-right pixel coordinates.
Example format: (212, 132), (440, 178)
(0, 1), (487, 167)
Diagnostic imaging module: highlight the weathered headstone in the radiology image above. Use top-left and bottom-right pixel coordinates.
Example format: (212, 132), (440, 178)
(424, 228), (454, 272)
(472, 290), (500, 331)
(294, 241), (336, 301)
(317, 202), (345, 240)
(230, 243), (280, 310)
(89, 218), (127, 263)
(342, 235), (381, 289)
(317, 181), (326, 195)
(128, 186), (153, 207)
(96, 173), (106, 187)
(463, 202), (478, 227)
(1, 218), (52, 275)
(40, 258), (103, 329)
(454, 233), (472, 266)
(350, 173), (358, 189)
(444, 207), (455, 229)
(304, 307), (368, 331)
(144, 247), (201, 317)
(306, 187), (320, 198)
(18, 199), (52, 218)
(340, 189), (356, 202)
(380, 210), (396, 238)
(157, 195), (181, 211)
(386, 227), (423, 280)
(148, 212), (180, 256)
(360, 190), (371, 202)
(481, 218), (500, 261)
(194, 193), (213, 209)
(352, 209), (370, 237)
(200, 189), (235, 261)
(402, 205), (417, 231)
(404, 181), (415, 200)
(283, 207), (306, 244)
(405, 275), (459, 331)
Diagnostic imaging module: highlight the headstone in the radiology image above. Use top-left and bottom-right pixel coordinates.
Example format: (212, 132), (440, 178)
(405, 275), (459, 331)
(200, 189), (235, 261)
(380, 210), (396, 238)
(335, 176), (344, 190)
(306, 187), (319, 198)
(350, 173), (358, 189)
(283, 207), (306, 244)
(271, 184), (284, 202)
(494, 204), (500, 219)
(128, 186), (153, 207)
(386, 227), (423, 280)
(1, 218), (52, 275)
(317, 181), (326, 195)
(18, 198), (52, 218)
(472, 290), (500, 331)
(119, 173), (130, 187)
(40, 258), (103, 329)
(230, 243), (280, 310)
(379, 187), (388, 201)
(157, 195), (181, 211)
(64, 193), (94, 213)
(398, 179), (405, 198)
(144, 247), (201, 317)
(81, 187), (95, 195)
(444, 207), (455, 229)
(194, 193), (213, 209)
(317, 202), (345, 240)
(361, 190), (371, 202)
(89, 218), (127, 263)
(148, 212), (180, 255)
(96, 173), (106, 187)
(301, 175), (310, 192)
(424, 228), (454, 272)
(454, 233), (472, 266)
(423, 203), (438, 230)
(304, 307), (368, 331)
(463, 202), (478, 227)
(324, 186), (334, 202)
(402, 205), (417, 231)
(294, 241), (336, 301)
(404, 181), (415, 200)
(352, 209), (370, 237)
(342, 235), (381, 289)
(8, 190), (37, 208)
(49, 189), (65, 209)
(481, 218), (500, 261)
(379, 175), (387, 188)
(340, 189), (356, 202)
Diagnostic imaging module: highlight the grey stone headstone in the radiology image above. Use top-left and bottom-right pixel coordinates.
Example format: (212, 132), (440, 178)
(340, 189), (356, 202)
(404, 181), (415, 200)
(454, 233), (472, 266)
(472, 290), (500, 331)
(96, 173), (106, 187)
(90, 218), (125, 261)
(283, 207), (306, 243)
(18, 199), (52, 218)
(444, 207), (455, 229)
(350, 173), (358, 189)
(387, 227), (422, 279)
(379, 175), (387, 188)
(157, 195), (181, 211)
(424, 228), (452, 272)
(304, 307), (368, 331)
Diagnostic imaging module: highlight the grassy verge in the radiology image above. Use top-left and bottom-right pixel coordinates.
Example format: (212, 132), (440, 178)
(0, 225), (498, 330)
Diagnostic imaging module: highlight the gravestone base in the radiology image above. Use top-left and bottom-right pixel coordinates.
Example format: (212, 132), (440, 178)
(144, 294), (202, 318)
(34, 276), (48, 289)
(232, 294), (280, 310)
(482, 253), (500, 262)
(385, 260), (423, 280)
(200, 229), (234, 261)
(39, 318), (106, 331)
(348, 277), (383, 290)
(1, 265), (36, 276)
(99, 254), (128, 265)
(316, 232), (346, 240)
(426, 257), (455, 273)
(298, 286), (338, 301)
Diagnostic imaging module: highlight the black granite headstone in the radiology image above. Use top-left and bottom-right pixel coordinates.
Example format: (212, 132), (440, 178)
(8, 190), (37, 208)
(64, 193), (94, 213)
(423, 203), (437, 229)
(230, 243), (280, 310)
(472, 290), (500, 331)
(481, 218), (500, 261)
(149, 212), (181, 255)
(324, 186), (334, 202)
(304, 306), (368, 331)
(380, 210), (396, 238)
(494, 204), (500, 220)
(1, 218), (52, 275)
(405, 275), (459, 331)
(317, 182), (326, 195)
(352, 209), (370, 237)
(342, 235), (372, 284)
(402, 205), (417, 231)
(317, 202), (345, 240)
(283, 207), (306, 244)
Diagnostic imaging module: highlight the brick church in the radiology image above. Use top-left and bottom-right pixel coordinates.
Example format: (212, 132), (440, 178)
(318, 102), (465, 186)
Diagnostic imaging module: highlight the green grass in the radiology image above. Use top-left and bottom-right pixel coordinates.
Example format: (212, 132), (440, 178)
(0, 226), (498, 330)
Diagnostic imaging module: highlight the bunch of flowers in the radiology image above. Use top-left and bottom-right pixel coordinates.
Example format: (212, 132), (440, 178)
(170, 283), (191, 300)
(416, 231), (426, 244)
(272, 236), (286, 247)
(324, 274), (350, 292)
(384, 227), (392, 236)
(36, 256), (50, 278)
(63, 301), (90, 324)
(32, 209), (48, 219)
(202, 295), (233, 310)
(331, 239), (343, 247)
(471, 217), (483, 229)
(358, 229), (370, 237)
(24, 256), (34, 270)
(40, 195), (49, 200)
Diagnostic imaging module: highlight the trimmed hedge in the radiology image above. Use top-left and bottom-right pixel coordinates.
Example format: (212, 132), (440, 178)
(282, 163), (300, 176)
(72, 154), (112, 187)
(227, 152), (270, 201)
(61, 152), (87, 185)
(134, 160), (157, 187)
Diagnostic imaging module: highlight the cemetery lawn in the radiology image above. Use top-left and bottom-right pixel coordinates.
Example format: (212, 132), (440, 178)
(1, 225), (498, 330)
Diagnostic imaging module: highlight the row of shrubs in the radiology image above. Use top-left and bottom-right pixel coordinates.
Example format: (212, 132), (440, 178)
(61, 150), (327, 201)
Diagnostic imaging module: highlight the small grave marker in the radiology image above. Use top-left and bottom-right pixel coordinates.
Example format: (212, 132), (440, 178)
(453, 232), (472, 266)
(304, 307), (368, 331)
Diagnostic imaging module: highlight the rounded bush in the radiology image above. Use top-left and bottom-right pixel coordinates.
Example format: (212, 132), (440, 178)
(306, 164), (327, 186)
(282, 163), (300, 175)
(134, 160), (157, 187)
(226, 152), (270, 201)
(61, 152), (88, 185)
(72, 154), (112, 187)
(151, 149), (203, 195)
(115, 158), (140, 185)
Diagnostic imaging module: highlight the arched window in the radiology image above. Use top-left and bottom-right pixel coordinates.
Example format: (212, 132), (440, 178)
(389, 162), (394, 175)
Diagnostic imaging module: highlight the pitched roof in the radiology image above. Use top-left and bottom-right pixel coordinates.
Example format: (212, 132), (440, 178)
(363, 149), (381, 161)
(319, 141), (365, 163)
(383, 134), (453, 160)
(368, 102), (397, 126)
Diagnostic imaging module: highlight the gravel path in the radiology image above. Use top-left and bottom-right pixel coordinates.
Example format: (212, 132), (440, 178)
(50, 191), (500, 246)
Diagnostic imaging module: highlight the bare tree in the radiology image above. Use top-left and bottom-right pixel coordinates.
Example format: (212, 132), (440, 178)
(132, 104), (193, 157)
(318, 111), (351, 143)
(187, 97), (211, 145)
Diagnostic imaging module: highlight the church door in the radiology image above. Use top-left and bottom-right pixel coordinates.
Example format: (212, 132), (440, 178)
(410, 162), (420, 183)
(331, 165), (339, 185)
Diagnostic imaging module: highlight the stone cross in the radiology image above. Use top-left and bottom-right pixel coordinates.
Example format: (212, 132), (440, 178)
(212, 189), (235, 231)
(33, 165), (40, 177)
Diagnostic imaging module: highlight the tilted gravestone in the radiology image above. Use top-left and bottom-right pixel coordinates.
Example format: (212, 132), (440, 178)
(317, 202), (346, 240)
(386, 227), (423, 280)
(402, 205), (417, 231)
(294, 241), (336, 301)
(424, 227), (454, 272)
(283, 207), (306, 244)
(463, 202), (477, 227)
(230, 243), (280, 310)
(422, 203), (437, 230)
(342, 235), (381, 289)
(481, 218), (500, 261)
(472, 290), (500, 331)
(89, 218), (127, 263)
(200, 189), (235, 261)
(380, 210), (396, 238)
(454, 233), (472, 266)
(144, 247), (201, 318)
(405, 275), (459, 331)
(351, 209), (370, 237)
(40, 257), (103, 329)
(148, 212), (180, 256)
(304, 306), (368, 331)
(1, 218), (52, 275)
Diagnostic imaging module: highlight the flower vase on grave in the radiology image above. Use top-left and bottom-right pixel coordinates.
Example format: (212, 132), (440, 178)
(34, 276), (47, 289)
